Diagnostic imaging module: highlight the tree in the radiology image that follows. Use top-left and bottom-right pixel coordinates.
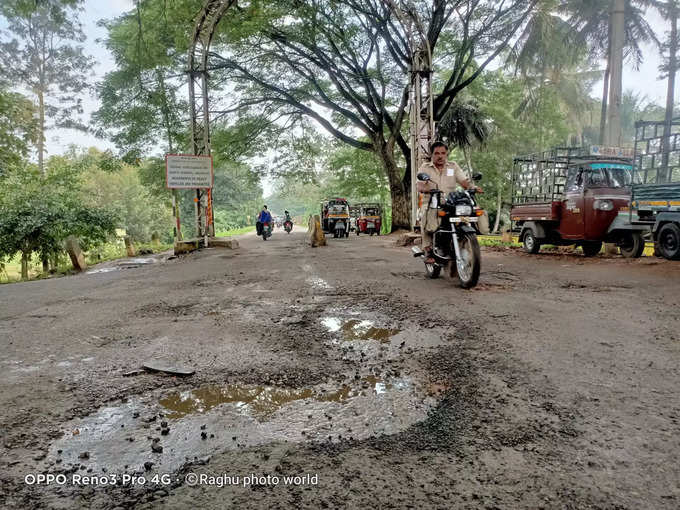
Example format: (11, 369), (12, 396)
(93, 0), (191, 161)
(205, 0), (538, 230)
(654, 0), (679, 180)
(0, 161), (116, 279)
(0, 87), (38, 176)
(561, 0), (658, 145)
(0, 0), (93, 175)
(438, 97), (490, 171)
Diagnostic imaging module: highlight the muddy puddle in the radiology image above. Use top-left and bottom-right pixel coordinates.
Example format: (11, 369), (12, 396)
(321, 317), (400, 343)
(45, 376), (432, 476)
(87, 257), (158, 275)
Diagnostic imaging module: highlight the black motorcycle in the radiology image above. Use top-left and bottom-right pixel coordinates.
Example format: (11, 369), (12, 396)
(412, 172), (483, 289)
(284, 220), (293, 233)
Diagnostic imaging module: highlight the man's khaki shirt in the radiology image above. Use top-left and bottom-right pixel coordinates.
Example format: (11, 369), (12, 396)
(418, 160), (468, 214)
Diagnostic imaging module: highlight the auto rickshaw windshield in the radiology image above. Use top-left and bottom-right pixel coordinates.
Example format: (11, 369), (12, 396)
(586, 163), (637, 188)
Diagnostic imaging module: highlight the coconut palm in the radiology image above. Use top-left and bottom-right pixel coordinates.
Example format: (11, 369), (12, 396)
(437, 98), (490, 172)
(560, 0), (659, 144)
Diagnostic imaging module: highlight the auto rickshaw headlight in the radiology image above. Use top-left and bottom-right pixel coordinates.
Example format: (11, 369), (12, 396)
(594, 199), (614, 211)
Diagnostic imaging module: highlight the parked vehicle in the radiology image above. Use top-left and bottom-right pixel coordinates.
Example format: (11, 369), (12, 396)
(510, 146), (648, 257)
(321, 198), (351, 238)
(623, 119), (680, 259)
(411, 172), (484, 289)
(356, 203), (382, 236)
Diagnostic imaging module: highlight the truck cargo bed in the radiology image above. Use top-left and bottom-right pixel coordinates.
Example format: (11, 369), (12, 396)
(632, 182), (680, 208)
(510, 202), (561, 222)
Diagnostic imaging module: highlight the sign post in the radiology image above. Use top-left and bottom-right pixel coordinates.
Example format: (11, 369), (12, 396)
(165, 154), (214, 247)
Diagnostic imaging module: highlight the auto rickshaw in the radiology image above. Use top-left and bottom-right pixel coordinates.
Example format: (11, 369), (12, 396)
(356, 203), (382, 236)
(321, 198), (351, 238)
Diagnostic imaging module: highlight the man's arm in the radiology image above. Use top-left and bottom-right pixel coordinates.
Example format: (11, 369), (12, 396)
(416, 163), (435, 193)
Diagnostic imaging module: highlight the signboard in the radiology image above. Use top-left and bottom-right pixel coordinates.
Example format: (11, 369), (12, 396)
(166, 154), (213, 189)
(590, 145), (634, 158)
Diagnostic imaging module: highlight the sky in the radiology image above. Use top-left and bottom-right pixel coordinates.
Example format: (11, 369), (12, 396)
(8, 0), (679, 196)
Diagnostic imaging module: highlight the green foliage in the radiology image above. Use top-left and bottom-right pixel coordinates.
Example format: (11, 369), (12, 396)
(93, 0), (200, 157)
(0, 87), (38, 176)
(79, 153), (173, 242)
(0, 160), (117, 268)
(0, 0), (93, 173)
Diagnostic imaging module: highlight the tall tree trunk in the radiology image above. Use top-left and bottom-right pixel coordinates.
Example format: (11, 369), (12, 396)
(600, 18), (613, 145)
(37, 89), (45, 176)
(21, 250), (29, 280)
(493, 183), (502, 234)
(662, 1), (678, 182)
(42, 254), (49, 274)
(376, 139), (410, 231)
(606, 0), (625, 146)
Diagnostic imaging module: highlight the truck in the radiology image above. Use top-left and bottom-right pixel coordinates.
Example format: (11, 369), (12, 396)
(510, 146), (648, 258)
(626, 119), (680, 259)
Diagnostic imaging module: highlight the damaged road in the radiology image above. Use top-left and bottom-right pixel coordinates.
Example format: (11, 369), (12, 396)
(1, 230), (679, 508)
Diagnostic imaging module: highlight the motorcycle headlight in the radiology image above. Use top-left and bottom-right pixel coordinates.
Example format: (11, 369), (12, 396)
(455, 205), (472, 216)
(594, 199), (614, 211)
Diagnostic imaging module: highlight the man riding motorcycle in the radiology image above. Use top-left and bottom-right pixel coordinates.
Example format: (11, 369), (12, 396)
(418, 141), (482, 264)
(256, 205), (272, 236)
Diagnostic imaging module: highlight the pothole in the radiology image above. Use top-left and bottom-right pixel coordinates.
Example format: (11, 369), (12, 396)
(44, 376), (432, 475)
(321, 317), (401, 343)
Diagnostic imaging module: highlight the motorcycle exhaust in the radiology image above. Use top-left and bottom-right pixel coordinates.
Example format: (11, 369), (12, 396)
(411, 246), (424, 257)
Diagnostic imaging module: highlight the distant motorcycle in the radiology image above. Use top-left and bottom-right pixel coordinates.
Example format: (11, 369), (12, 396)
(261, 222), (272, 241)
(412, 172), (483, 289)
(284, 220), (293, 233)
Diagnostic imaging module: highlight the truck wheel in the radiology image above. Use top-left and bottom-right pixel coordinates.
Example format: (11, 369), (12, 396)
(581, 241), (602, 257)
(658, 223), (680, 260)
(619, 232), (645, 258)
(522, 230), (541, 254)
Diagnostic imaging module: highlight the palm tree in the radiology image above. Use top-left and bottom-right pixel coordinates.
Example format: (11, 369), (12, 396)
(509, 8), (599, 146)
(652, 0), (679, 180)
(560, 0), (659, 145)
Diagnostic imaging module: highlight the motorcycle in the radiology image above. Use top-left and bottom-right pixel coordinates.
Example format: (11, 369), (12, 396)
(411, 172), (483, 289)
(284, 220), (293, 233)
(261, 222), (272, 241)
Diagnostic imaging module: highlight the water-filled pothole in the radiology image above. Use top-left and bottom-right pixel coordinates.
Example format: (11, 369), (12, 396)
(45, 375), (432, 476)
(158, 376), (404, 420)
(321, 317), (401, 343)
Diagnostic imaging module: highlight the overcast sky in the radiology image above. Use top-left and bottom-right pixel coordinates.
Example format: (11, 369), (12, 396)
(27, 0), (680, 189)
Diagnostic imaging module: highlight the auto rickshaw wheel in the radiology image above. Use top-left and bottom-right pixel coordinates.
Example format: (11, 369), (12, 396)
(619, 231), (645, 258)
(581, 241), (602, 257)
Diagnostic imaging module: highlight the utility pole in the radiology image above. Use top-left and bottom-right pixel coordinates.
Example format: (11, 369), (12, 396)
(406, 21), (434, 231)
(606, 0), (625, 147)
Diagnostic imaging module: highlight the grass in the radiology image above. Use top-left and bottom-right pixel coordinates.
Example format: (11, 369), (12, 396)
(214, 226), (255, 237)
(0, 240), (173, 284)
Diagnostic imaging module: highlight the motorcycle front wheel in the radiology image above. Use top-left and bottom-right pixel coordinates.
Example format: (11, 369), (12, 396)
(452, 232), (481, 288)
